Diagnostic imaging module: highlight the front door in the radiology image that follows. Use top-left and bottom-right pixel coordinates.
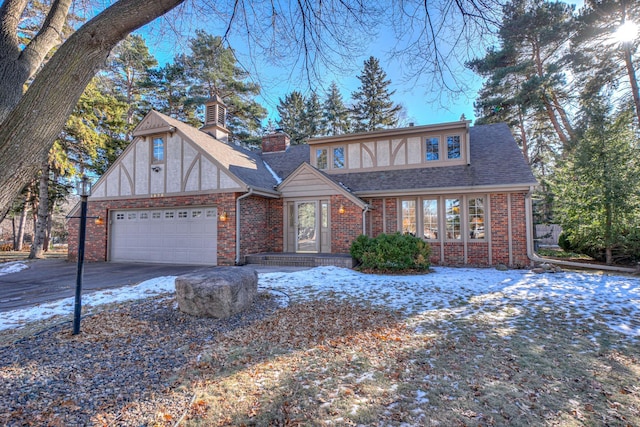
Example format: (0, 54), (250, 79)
(296, 201), (318, 252)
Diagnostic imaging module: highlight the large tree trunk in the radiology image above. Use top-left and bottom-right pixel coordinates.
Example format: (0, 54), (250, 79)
(0, 0), (184, 220)
(29, 163), (49, 259)
(623, 44), (640, 124)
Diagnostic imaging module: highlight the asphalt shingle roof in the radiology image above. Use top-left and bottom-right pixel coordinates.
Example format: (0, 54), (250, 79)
(262, 122), (536, 194)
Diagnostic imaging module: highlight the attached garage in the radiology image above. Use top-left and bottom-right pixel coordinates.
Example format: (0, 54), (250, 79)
(109, 207), (218, 265)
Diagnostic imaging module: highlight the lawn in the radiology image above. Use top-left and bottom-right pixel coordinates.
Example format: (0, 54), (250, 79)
(1, 265), (639, 426)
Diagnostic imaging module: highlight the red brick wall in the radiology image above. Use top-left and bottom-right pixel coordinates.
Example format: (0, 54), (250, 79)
(239, 196), (284, 260)
(490, 193), (511, 266)
(330, 195), (363, 253)
(68, 193), (237, 265)
(509, 193), (529, 267)
(261, 132), (290, 152)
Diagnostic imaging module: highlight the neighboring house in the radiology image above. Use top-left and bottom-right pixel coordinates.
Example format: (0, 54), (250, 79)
(68, 97), (538, 267)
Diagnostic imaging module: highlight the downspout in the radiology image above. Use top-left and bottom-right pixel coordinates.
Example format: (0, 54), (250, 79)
(362, 205), (370, 235)
(235, 187), (254, 265)
(525, 186), (636, 274)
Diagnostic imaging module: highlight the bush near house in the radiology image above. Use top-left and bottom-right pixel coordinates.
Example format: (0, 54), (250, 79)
(350, 232), (431, 272)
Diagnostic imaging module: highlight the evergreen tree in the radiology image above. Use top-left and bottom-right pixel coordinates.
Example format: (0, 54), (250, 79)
(303, 92), (323, 138)
(183, 31), (267, 142)
(103, 34), (158, 135)
(276, 91), (307, 144)
(351, 56), (401, 132)
(553, 99), (640, 265)
(468, 0), (577, 158)
(141, 61), (198, 126)
(322, 82), (351, 135)
(570, 0), (640, 123)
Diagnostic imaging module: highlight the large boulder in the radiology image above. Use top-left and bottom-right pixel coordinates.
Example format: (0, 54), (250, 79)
(175, 267), (258, 319)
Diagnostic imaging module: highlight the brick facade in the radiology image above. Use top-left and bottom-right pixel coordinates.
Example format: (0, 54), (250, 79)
(69, 190), (530, 268)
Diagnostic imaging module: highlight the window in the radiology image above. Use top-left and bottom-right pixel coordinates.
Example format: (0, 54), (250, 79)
(152, 211), (161, 219)
(192, 210), (202, 218)
(468, 197), (485, 239)
(206, 210), (216, 218)
(401, 200), (417, 235)
(447, 135), (461, 159)
(127, 213), (137, 220)
(178, 211), (188, 219)
(139, 212), (149, 220)
(316, 148), (328, 169)
(152, 137), (165, 162)
(164, 211), (175, 219)
(333, 147), (345, 169)
(426, 137), (439, 161)
(422, 199), (439, 239)
(321, 202), (328, 228)
(116, 213), (125, 220)
(445, 198), (461, 239)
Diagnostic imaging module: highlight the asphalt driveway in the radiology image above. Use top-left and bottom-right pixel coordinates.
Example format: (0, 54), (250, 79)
(0, 259), (207, 313)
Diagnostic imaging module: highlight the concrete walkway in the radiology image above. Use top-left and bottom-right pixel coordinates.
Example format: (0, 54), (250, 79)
(0, 259), (308, 312)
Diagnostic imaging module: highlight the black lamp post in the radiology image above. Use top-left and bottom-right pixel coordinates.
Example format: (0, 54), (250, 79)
(73, 176), (91, 335)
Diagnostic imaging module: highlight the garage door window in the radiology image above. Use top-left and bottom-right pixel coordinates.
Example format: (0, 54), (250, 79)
(165, 211), (174, 219)
(178, 210), (188, 219)
(192, 210), (202, 218)
(139, 212), (148, 220)
(152, 212), (161, 219)
(116, 213), (125, 220)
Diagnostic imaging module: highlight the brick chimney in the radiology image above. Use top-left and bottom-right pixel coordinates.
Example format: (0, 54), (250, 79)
(261, 129), (290, 153)
(200, 94), (229, 143)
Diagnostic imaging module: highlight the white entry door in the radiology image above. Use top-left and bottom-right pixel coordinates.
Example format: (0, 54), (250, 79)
(110, 207), (218, 265)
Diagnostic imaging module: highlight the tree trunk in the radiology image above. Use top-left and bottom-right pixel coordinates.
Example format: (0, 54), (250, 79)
(29, 163), (49, 259)
(14, 189), (30, 251)
(517, 106), (529, 164)
(623, 43), (640, 124)
(0, 0), (185, 220)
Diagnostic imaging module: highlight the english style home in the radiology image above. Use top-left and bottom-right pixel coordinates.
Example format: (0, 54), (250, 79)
(68, 97), (538, 267)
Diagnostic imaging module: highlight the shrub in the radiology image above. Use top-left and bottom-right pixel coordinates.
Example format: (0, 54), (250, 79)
(350, 232), (431, 272)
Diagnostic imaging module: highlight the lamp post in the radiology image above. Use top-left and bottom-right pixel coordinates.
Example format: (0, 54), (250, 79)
(73, 176), (91, 335)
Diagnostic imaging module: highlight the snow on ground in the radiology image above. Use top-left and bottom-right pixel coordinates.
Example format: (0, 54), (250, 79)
(0, 262), (28, 277)
(1, 266), (639, 340)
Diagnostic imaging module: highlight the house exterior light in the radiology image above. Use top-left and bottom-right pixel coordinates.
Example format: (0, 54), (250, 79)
(338, 205), (346, 214)
(219, 211), (228, 222)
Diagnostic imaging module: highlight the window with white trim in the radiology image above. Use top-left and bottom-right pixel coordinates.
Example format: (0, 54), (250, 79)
(401, 200), (417, 235)
(422, 199), (439, 239)
(447, 135), (461, 159)
(445, 198), (461, 239)
(425, 137), (439, 161)
(152, 137), (165, 163)
(333, 146), (345, 169)
(316, 148), (328, 169)
(468, 197), (485, 239)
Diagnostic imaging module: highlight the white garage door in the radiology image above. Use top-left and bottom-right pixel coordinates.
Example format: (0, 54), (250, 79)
(110, 207), (218, 265)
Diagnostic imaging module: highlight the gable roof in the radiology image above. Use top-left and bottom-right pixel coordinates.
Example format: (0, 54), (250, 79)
(149, 111), (280, 195)
(301, 123), (537, 195)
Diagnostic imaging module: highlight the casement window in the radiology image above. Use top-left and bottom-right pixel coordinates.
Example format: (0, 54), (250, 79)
(447, 135), (461, 159)
(468, 197), (485, 239)
(422, 199), (439, 239)
(445, 198), (462, 239)
(401, 200), (417, 235)
(152, 137), (165, 163)
(333, 146), (345, 168)
(425, 137), (440, 161)
(316, 148), (328, 169)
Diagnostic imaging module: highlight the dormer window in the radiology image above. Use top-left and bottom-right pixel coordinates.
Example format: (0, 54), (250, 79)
(447, 135), (461, 159)
(426, 137), (439, 161)
(333, 147), (345, 169)
(317, 148), (328, 169)
(152, 137), (165, 162)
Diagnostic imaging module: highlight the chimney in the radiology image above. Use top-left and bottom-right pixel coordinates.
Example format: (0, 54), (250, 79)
(261, 129), (290, 153)
(200, 94), (229, 143)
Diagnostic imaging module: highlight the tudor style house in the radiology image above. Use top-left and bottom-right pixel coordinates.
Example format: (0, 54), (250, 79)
(68, 96), (538, 267)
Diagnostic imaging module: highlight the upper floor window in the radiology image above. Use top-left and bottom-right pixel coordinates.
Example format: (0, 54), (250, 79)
(333, 146), (345, 169)
(468, 197), (485, 239)
(152, 137), (165, 163)
(447, 135), (461, 159)
(316, 148), (328, 169)
(426, 137), (439, 161)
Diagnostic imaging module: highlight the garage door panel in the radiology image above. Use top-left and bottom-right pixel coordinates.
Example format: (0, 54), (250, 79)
(110, 207), (217, 265)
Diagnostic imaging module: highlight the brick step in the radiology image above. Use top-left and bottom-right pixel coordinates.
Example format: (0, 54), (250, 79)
(245, 253), (354, 268)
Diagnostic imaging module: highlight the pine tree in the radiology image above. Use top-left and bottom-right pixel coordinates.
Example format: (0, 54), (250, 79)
(351, 56), (401, 132)
(276, 91), (307, 144)
(322, 82), (351, 135)
(184, 31), (267, 142)
(553, 99), (640, 265)
(303, 92), (323, 138)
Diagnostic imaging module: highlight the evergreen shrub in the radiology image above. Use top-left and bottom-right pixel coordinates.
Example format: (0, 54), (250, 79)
(350, 232), (431, 272)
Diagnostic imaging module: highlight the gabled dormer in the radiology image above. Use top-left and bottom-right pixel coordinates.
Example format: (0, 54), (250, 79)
(200, 94), (229, 143)
(308, 120), (472, 173)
